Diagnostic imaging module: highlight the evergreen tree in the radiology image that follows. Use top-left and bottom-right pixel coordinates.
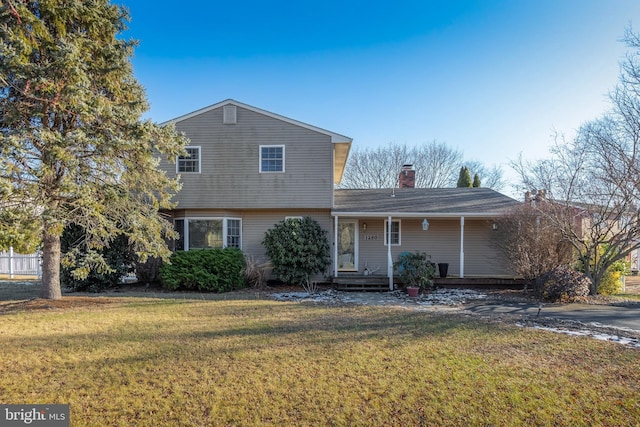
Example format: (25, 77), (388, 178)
(0, 1), (187, 299)
(472, 173), (481, 187)
(456, 166), (472, 187)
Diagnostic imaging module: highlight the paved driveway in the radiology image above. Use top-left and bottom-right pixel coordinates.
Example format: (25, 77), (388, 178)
(464, 301), (640, 332)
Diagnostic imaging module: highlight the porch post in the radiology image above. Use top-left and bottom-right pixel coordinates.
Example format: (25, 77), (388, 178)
(388, 215), (393, 290)
(460, 216), (465, 278)
(334, 215), (339, 278)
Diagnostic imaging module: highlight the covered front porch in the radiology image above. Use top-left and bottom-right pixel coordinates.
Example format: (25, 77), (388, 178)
(331, 188), (523, 291)
(332, 214), (513, 291)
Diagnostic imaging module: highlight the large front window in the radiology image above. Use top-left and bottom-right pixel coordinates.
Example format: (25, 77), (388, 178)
(189, 220), (223, 249)
(174, 218), (242, 250)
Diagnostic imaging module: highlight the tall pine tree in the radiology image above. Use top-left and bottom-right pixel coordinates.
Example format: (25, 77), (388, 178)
(0, 1), (187, 299)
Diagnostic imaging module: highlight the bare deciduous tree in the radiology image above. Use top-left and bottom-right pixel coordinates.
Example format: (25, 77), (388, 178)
(339, 141), (504, 189)
(492, 201), (574, 290)
(464, 160), (507, 191)
(512, 28), (640, 295)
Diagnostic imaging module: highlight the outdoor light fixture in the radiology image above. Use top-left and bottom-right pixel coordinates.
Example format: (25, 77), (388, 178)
(492, 222), (498, 231)
(362, 222), (367, 232)
(422, 218), (429, 231)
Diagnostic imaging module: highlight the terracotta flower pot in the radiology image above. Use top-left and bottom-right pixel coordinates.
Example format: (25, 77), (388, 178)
(406, 286), (420, 297)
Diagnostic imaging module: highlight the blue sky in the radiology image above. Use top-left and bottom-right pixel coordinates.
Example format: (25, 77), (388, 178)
(122, 1), (640, 192)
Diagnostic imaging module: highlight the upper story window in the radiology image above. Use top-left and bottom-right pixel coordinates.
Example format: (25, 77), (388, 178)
(384, 219), (401, 246)
(177, 146), (201, 173)
(260, 145), (285, 173)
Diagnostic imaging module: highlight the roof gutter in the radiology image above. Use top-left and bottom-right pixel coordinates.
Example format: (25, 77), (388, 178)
(330, 211), (509, 218)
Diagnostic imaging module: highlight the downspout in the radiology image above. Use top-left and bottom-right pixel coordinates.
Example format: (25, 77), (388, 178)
(334, 215), (339, 278)
(460, 216), (465, 278)
(388, 215), (393, 290)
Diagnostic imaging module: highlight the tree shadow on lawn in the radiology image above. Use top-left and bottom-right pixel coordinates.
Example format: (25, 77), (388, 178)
(0, 293), (471, 362)
(0, 280), (275, 313)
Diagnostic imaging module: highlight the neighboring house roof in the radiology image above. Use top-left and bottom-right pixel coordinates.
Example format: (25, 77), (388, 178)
(162, 99), (352, 184)
(333, 188), (521, 218)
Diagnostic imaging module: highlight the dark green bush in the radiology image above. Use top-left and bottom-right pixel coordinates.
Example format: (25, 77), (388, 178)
(262, 217), (330, 291)
(61, 224), (135, 292)
(159, 248), (246, 292)
(135, 256), (162, 285)
(394, 251), (436, 290)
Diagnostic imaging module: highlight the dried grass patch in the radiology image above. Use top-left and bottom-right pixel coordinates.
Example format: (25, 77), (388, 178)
(0, 298), (638, 426)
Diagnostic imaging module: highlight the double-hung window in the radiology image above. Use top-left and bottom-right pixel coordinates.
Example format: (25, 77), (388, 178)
(173, 218), (242, 250)
(384, 219), (401, 246)
(226, 219), (241, 248)
(177, 146), (201, 173)
(260, 145), (284, 173)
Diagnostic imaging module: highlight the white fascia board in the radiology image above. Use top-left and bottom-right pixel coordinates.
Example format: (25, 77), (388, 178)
(162, 99), (352, 144)
(330, 211), (508, 218)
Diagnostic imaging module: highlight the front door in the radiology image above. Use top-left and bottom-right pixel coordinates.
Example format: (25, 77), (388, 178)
(338, 220), (358, 271)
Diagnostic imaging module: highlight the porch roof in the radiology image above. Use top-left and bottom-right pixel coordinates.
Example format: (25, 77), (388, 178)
(332, 188), (521, 218)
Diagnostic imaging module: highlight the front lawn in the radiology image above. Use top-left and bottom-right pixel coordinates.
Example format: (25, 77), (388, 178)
(0, 296), (638, 426)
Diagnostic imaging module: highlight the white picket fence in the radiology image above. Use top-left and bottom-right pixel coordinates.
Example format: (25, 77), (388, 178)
(0, 248), (42, 278)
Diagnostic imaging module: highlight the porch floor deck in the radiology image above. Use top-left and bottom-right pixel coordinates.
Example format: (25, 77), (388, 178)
(332, 275), (525, 292)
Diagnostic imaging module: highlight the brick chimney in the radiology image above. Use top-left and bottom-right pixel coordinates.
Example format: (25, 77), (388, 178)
(525, 189), (547, 206)
(399, 164), (415, 188)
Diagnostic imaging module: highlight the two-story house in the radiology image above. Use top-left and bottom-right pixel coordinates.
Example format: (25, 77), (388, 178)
(159, 99), (521, 289)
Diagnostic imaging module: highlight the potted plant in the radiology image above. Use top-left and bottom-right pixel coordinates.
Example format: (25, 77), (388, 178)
(394, 251), (436, 297)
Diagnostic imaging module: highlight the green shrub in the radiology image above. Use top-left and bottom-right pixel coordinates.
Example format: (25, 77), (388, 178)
(159, 248), (246, 292)
(135, 256), (162, 285)
(262, 217), (330, 292)
(393, 251), (436, 290)
(61, 224), (135, 292)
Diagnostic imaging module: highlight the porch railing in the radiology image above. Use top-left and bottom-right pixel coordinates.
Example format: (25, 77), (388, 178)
(0, 248), (42, 278)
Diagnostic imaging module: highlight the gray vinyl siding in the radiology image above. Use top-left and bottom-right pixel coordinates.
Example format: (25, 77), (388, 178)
(239, 210), (335, 283)
(349, 217), (514, 277)
(463, 220), (513, 276)
(160, 106), (334, 209)
(356, 218), (461, 276)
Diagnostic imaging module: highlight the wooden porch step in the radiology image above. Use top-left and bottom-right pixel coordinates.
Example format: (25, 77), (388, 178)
(332, 276), (392, 292)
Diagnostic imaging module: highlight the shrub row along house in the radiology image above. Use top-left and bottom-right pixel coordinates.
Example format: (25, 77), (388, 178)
(158, 99), (521, 289)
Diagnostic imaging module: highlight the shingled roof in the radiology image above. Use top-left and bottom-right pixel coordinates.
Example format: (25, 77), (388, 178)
(332, 188), (521, 217)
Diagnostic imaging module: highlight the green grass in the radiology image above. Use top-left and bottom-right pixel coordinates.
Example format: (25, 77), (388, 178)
(617, 292), (640, 301)
(1, 297), (639, 426)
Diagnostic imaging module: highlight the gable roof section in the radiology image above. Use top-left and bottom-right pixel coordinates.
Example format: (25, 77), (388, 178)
(333, 188), (521, 218)
(162, 99), (352, 184)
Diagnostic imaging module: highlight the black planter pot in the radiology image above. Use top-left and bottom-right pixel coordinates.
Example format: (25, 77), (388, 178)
(438, 263), (449, 278)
